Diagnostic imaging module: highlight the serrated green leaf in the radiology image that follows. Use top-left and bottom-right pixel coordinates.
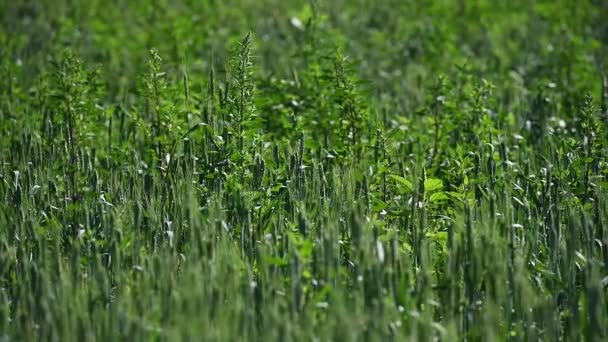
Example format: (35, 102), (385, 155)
(424, 178), (443, 192)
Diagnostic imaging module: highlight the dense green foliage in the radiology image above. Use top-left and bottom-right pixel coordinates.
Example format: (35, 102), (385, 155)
(1, 0), (608, 340)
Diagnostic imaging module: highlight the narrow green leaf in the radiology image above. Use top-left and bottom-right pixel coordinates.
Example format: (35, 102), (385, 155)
(389, 175), (413, 191)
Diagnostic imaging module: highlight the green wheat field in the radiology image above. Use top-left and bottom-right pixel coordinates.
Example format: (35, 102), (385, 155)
(1, 0), (608, 340)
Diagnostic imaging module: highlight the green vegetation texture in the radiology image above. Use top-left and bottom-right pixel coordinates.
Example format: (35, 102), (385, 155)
(1, 0), (608, 340)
